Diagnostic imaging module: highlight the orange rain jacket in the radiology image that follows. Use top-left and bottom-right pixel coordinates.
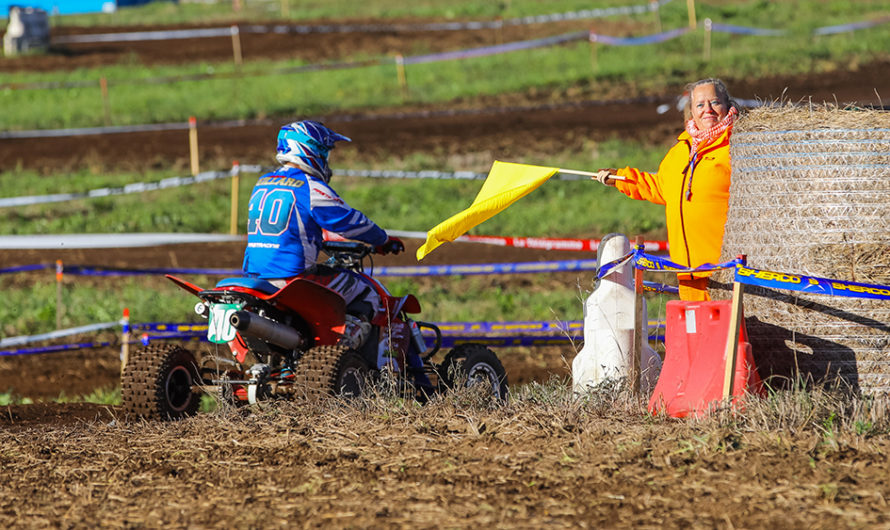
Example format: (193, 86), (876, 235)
(614, 128), (731, 279)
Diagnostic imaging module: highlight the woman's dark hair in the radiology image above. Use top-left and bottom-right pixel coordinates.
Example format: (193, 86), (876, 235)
(682, 78), (738, 121)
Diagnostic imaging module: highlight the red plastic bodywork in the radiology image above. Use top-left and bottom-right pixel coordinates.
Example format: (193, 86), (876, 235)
(166, 274), (347, 347)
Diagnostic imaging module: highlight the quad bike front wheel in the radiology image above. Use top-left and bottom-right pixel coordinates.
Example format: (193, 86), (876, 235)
(441, 343), (509, 401)
(122, 344), (201, 420)
(293, 345), (370, 399)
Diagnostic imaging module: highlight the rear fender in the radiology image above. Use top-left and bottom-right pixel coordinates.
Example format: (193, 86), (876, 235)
(261, 278), (347, 344)
(166, 274), (205, 297)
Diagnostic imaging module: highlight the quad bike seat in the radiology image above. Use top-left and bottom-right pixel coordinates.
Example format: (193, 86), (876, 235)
(215, 277), (279, 295)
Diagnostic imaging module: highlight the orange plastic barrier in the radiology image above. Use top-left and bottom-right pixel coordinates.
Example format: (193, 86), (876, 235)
(648, 299), (764, 418)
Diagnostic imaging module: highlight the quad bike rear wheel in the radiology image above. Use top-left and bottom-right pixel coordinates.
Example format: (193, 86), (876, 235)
(294, 345), (370, 399)
(122, 344), (201, 420)
(441, 343), (509, 401)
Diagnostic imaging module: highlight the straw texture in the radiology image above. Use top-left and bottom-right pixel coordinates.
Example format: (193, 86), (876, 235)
(711, 105), (890, 394)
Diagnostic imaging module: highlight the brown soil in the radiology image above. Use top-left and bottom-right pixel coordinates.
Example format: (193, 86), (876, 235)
(0, 18), (640, 72)
(2, 19), (890, 528)
(2, 397), (890, 528)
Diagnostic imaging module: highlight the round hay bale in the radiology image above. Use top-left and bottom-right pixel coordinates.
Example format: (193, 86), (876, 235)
(711, 105), (890, 394)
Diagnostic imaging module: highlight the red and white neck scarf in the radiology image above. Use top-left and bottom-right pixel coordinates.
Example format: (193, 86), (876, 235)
(685, 106), (738, 159)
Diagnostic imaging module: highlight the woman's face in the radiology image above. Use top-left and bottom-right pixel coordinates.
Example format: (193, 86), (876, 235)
(691, 83), (728, 130)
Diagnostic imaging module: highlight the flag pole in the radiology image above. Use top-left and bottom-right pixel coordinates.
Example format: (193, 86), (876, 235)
(558, 168), (627, 180)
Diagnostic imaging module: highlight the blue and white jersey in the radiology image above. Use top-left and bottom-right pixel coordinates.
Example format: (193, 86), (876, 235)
(242, 166), (388, 279)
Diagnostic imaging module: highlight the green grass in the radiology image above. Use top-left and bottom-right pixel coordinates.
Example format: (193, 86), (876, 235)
(5, 0), (881, 357)
(0, 135), (673, 338)
(0, 137), (667, 237)
(2, 2), (889, 130)
(41, 0), (890, 31)
(0, 137), (670, 338)
(46, 0), (677, 27)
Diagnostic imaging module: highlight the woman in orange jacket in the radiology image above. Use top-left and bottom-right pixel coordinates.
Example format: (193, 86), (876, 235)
(595, 79), (739, 301)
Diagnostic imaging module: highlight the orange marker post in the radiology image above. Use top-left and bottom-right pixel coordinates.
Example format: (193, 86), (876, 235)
(121, 307), (130, 373)
(55, 259), (64, 330)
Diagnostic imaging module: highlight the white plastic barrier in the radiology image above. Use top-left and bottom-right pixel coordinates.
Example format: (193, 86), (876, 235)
(572, 233), (661, 395)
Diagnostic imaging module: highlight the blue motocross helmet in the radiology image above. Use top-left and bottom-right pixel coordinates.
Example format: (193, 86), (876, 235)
(275, 120), (351, 182)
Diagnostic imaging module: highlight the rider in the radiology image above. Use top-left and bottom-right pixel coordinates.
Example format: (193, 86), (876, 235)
(242, 120), (405, 349)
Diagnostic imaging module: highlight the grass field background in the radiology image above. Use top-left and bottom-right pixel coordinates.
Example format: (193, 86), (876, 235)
(2, 0), (887, 352)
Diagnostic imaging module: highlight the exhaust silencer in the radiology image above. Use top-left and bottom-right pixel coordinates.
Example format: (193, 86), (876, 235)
(229, 310), (304, 350)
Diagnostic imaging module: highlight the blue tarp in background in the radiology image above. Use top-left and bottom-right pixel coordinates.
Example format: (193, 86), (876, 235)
(2, 0), (154, 17)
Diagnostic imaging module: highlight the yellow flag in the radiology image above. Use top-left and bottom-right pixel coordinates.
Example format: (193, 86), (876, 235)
(416, 161), (559, 260)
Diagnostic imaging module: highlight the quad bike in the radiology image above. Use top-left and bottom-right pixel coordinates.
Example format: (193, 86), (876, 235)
(121, 241), (508, 420)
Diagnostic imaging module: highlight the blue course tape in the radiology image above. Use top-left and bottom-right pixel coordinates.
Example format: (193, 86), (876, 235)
(0, 316), (667, 356)
(643, 281), (679, 295)
(376, 260), (598, 277)
(633, 251), (742, 274)
(709, 22), (786, 37)
(590, 27), (690, 46)
(405, 31), (588, 65)
(0, 264), (49, 275)
(63, 266), (241, 277)
(735, 266), (890, 301)
(0, 341), (115, 357)
(599, 247), (890, 302)
(814, 16), (890, 36)
(2, 260), (596, 278)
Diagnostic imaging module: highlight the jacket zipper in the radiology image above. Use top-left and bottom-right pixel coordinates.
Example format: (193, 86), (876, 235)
(678, 141), (694, 267)
(677, 138), (723, 268)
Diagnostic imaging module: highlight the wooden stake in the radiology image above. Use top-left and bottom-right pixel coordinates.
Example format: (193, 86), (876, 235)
(722, 255), (747, 400)
(55, 259), (63, 330)
(395, 54), (408, 100)
(703, 18), (712, 62)
(589, 32), (599, 72)
(631, 235), (644, 396)
(232, 0), (241, 13)
(99, 77), (111, 126)
(189, 116), (200, 176)
(651, 0), (662, 33)
(280, 0), (289, 18)
(230, 160), (240, 235)
(686, 0), (697, 29)
(230, 25), (243, 67)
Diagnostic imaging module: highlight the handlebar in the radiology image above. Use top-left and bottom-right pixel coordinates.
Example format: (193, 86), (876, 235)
(321, 240), (374, 271)
(321, 240), (374, 257)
